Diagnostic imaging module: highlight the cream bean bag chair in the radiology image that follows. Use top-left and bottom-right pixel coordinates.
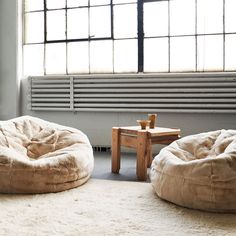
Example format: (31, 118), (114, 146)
(0, 116), (94, 193)
(150, 130), (236, 213)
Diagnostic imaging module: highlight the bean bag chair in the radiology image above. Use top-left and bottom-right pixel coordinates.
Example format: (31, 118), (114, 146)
(0, 116), (94, 193)
(150, 130), (236, 213)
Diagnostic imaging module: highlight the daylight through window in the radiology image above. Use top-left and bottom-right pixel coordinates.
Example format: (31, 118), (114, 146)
(23, 0), (236, 75)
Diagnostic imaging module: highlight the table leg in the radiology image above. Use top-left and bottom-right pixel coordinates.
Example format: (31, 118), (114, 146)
(147, 138), (153, 168)
(111, 127), (121, 173)
(136, 131), (148, 181)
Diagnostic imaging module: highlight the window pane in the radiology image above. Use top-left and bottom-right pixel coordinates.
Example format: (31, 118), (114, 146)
(46, 0), (65, 9)
(68, 42), (89, 74)
(113, 0), (137, 3)
(47, 10), (66, 40)
(90, 6), (111, 38)
(144, 38), (168, 73)
(170, 36), (196, 72)
(197, 0), (223, 34)
(25, 0), (44, 11)
(144, 1), (168, 37)
(67, 8), (88, 39)
(45, 43), (66, 74)
(225, 34), (236, 71)
(225, 0), (236, 33)
(114, 4), (137, 39)
(170, 0), (195, 36)
(90, 40), (113, 73)
(67, 0), (88, 7)
(24, 12), (44, 44)
(114, 39), (138, 73)
(197, 35), (223, 71)
(23, 44), (44, 76)
(90, 0), (110, 6)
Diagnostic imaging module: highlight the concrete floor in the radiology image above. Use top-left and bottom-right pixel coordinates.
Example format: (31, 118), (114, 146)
(91, 151), (151, 182)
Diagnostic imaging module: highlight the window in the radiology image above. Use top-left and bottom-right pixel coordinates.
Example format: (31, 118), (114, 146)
(23, 0), (236, 75)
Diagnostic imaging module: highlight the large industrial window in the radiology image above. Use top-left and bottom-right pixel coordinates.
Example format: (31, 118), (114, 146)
(23, 0), (236, 75)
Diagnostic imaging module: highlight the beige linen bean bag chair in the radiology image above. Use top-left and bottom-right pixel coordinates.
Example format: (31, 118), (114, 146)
(150, 129), (236, 213)
(0, 116), (93, 193)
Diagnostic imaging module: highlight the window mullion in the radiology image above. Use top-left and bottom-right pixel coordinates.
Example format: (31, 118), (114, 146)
(66, 0), (68, 74)
(223, 0), (225, 71)
(111, 0), (114, 72)
(44, 0), (47, 43)
(88, 0), (91, 73)
(168, 0), (170, 72)
(111, 0), (114, 39)
(195, 0), (197, 71)
(43, 0), (47, 75)
(137, 0), (144, 72)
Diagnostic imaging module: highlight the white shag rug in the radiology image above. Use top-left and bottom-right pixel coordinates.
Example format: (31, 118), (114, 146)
(0, 179), (235, 236)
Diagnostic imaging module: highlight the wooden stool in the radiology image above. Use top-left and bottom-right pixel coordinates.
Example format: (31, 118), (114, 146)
(111, 126), (181, 181)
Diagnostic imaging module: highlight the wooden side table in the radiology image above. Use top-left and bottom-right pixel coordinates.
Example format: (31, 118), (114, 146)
(111, 126), (181, 181)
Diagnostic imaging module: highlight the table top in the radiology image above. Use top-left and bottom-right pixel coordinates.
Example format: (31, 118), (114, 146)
(115, 126), (181, 137)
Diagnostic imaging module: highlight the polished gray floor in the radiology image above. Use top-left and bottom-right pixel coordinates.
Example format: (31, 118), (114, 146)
(92, 151), (151, 182)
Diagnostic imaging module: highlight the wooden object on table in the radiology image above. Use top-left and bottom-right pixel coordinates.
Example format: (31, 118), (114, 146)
(148, 114), (157, 128)
(111, 126), (181, 181)
(137, 119), (151, 130)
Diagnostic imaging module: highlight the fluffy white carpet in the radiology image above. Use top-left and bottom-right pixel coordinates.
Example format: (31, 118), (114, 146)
(0, 179), (235, 236)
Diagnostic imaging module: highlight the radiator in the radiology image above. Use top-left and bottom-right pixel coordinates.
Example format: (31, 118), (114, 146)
(28, 73), (236, 113)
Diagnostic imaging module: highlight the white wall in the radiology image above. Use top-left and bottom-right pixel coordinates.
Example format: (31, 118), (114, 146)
(0, 0), (20, 120)
(1, 1), (236, 150)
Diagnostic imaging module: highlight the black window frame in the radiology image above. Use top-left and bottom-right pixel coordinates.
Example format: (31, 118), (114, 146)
(23, 0), (236, 75)
(43, 0), (114, 44)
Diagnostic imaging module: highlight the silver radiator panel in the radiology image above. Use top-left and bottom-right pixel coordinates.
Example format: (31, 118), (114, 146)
(28, 73), (236, 113)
